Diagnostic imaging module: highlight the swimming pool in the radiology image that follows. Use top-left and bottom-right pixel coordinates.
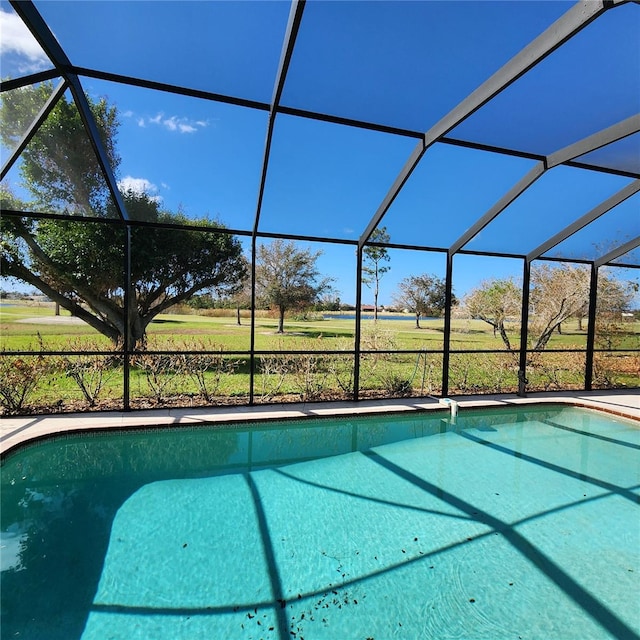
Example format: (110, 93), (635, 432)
(1, 405), (638, 639)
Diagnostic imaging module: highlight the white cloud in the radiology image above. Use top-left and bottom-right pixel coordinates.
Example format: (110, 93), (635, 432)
(128, 110), (208, 134)
(148, 113), (208, 134)
(117, 176), (162, 203)
(0, 8), (50, 73)
(163, 116), (178, 131)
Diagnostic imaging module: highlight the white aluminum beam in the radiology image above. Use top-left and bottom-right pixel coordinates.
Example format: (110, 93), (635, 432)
(527, 180), (640, 262)
(594, 236), (640, 267)
(67, 75), (131, 221)
(0, 78), (67, 181)
(359, 0), (611, 248)
(547, 114), (640, 169)
(10, 1), (131, 221)
(252, 0), (305, 236)
(449, 163), (545, 255)
(449, 114), (640, 256)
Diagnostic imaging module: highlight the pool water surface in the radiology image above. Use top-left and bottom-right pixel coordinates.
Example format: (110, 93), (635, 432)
(1, 405), (639, 639)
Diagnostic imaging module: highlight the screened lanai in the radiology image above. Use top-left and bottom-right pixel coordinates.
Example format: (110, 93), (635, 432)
(0, 0), (638, 414)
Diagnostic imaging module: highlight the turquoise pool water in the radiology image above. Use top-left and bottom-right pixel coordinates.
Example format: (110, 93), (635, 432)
(1, 405), (639, 639)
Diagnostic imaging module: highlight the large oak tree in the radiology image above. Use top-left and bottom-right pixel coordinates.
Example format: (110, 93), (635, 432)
(0, 83), (246, 347)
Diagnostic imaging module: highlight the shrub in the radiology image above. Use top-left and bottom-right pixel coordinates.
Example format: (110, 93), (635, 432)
(61, 338), (119, 407)
(448, 352), (518, 394)
(256, 352), (291, 401)
(381, 373), (412, 396)
(526, 351), (584, 391)
(0, 354), (52, 414)
(171, 338), (241, 402)
(328, 338), (355, 395)
(256, 337), (332, 402)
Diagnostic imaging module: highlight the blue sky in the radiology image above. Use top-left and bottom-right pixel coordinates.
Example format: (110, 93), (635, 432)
(1, 1), (638, 306)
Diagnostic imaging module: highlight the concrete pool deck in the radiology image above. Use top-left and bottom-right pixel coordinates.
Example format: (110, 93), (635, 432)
(1, 389), (638, 456)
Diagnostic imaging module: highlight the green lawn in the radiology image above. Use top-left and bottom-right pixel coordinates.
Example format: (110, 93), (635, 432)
(3, 301), (638, 352)
(1, 302), (637, 414)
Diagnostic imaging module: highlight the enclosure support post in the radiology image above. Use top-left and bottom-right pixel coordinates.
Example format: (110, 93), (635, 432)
(518, 259), (531, 397)
(584, 263), (599, 391)
(249, 237), (257, 405)
(123, 225), (131, 411)
(442, 252), (454, 397)
(353, 246), (364, 401)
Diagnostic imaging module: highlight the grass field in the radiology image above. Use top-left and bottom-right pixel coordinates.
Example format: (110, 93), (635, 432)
(1, 300), (617, 351)
(1, 301), (637, 414)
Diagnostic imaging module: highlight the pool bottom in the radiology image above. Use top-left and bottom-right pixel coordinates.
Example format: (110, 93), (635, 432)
(2, 406), (639, 639)
(83, 417), (638, 639)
